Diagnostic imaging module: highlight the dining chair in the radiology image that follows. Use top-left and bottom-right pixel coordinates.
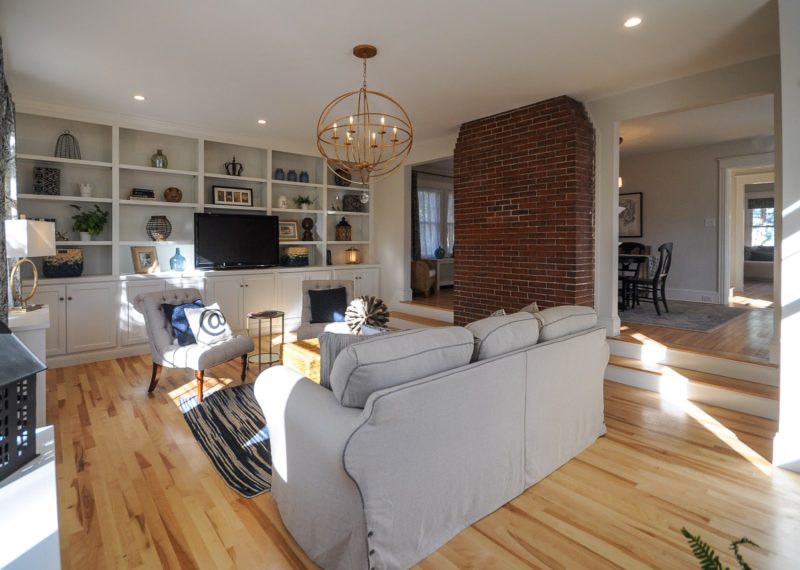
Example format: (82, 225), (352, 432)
(623, 242), (673, 315)
(618, 242), (650, 309)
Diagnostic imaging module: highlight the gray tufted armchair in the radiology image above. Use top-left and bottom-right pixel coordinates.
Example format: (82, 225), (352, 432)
(133, 288), (254, 401)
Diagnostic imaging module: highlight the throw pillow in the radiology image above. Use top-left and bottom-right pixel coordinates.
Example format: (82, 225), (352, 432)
(518, 301), (539, 315)
(534, 306), (597, 342)
(308, 287), (348, 324)
(319, 332), (372, 389)
(184, 302), (234, 345)
(161, 299), (204, 346)
(465, 312), (539, 361)
(489, 308), (506, 317)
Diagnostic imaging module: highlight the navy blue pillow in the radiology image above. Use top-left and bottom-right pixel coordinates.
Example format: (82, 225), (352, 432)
(308, 287), (347, 324)
(162, 299), (204, 346)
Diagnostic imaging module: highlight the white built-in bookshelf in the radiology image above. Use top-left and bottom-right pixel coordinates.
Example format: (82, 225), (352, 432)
(14, 112), (373, 279)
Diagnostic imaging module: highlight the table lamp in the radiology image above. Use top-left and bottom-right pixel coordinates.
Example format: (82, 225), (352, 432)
(5, 218), (56, 312)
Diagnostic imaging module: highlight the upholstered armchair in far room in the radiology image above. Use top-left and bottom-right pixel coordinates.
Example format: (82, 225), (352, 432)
(411, 259), (436, 296)
(133, 288), (254, 401)
(296, 280), (354, 341)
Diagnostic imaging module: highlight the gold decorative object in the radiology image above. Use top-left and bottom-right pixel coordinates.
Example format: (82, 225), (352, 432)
(345, 247), (361, 264)
(4, 219), (56, 311)
(317, 44), (413, 185)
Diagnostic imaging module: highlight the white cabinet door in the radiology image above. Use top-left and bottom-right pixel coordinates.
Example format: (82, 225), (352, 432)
(276, 272), (305, 321)
(206, 276), (245, 331)
(122, 280), (166, 346)
(243, 274), (276, 316)
(306, 269), (333, 281)
(66, 282), (118, 353)
(332, 268), (359, 289)
(29, 284), (66, 356)
(357, 268), (380, 298)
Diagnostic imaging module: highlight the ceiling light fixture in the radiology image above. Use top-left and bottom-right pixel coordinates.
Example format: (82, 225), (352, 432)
(257, 119), (267, 125)
(624, 17), (642, 28)
(133, 94), (146, 101)
(316, 44), (413, 185)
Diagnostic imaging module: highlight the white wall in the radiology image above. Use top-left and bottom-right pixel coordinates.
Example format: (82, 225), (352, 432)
(620, 136), (774, 302)
(586, 55), (780, 333)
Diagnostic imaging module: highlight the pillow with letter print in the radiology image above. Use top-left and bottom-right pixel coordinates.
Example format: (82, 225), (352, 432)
(184, 302), (234, 345)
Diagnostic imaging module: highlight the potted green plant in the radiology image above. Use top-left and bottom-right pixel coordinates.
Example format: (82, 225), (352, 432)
(293, 195), (314, 210)
(71, 204), (110, 241)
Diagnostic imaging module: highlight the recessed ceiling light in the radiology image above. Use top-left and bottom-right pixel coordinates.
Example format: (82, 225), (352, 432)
(624, 17), (642, 28)
(257, 119), (267, 125)
(133, 94), (146, 101)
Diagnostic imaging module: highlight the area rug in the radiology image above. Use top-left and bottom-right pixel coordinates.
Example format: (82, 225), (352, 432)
(620, 300), (750, 332)
(180, 383), (271, 497)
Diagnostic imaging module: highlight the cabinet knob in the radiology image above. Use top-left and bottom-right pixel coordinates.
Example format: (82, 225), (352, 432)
(59, 297), (65, 301)
(245, 284), (249, 287)
(240, 284), (243, 288)
(67, 296), (73, 301)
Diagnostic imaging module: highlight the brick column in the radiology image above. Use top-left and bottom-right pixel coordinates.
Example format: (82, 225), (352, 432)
(453, 96), (595, 325)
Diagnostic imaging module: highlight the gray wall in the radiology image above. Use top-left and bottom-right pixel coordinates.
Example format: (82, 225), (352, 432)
(620, 135), (774, 301)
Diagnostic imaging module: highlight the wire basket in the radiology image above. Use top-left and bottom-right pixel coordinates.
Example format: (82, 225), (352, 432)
(54, 129), (81, 160)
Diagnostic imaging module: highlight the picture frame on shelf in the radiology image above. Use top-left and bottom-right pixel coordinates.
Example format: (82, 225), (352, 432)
(619, 192), (643, 238)
(278, 221), (299, 241)
(131, 246), (160, 274)
(212, 185), (253, 207)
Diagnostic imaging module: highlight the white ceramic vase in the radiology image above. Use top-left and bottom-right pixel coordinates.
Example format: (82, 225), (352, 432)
(80, 232), (91, 242)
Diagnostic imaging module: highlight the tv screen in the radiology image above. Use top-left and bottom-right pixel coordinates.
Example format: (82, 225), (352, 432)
(194, 213), (279, 269)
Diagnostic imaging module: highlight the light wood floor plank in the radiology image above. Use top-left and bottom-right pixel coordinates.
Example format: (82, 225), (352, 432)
(48, 354), (799, 569)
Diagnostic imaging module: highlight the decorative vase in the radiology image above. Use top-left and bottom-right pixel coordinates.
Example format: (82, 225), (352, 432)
(54, 130), (81, 159)
(300, 203), (309, 210)
(151, 149), (168, 169)
(274, 168), (285, 180)
(299, 171), (309, 183)
(79, 231), (91, 242)
(278, 195), (289, 208)
(301, 217), (315, 241)
(146, 215), (172, 241)
(335, 217), (352, 241)
(169, 247), (186, 271)
(78, 183), (92, 198)
(163, 186), (183, 202)
(224, 155), (244, 176)
(287, 169), (298, 182)
(434, 246), (445, 259)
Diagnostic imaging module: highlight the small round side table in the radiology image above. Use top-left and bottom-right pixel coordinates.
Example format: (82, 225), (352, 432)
(246, 310), (284, 371)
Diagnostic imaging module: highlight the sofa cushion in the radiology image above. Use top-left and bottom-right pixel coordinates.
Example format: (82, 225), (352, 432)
(184, 302), (234, 345)
(319, 332), (371, 389)
(308, 287), (348, 324)
(161, 299), (203, 346)
(535, 306), (597, 342)
(465, 312), (539, 361)
(330, 327), (474, 408)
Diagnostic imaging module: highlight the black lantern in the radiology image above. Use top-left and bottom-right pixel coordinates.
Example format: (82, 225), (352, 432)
(0, 321), (45, 481)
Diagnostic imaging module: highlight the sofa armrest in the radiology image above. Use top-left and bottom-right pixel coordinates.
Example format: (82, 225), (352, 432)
(253, 366), (369, 570)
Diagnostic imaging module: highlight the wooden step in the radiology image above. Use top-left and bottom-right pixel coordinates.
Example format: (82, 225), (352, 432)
(390, 311), (451, 328)
(608, 355), (778, 400)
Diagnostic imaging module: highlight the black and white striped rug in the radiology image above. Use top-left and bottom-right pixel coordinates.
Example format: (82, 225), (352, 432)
(180, 383), (272, 497)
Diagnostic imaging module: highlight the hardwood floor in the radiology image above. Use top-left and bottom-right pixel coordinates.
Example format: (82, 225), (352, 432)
(406, 286), (454, 311)
(49, 354), (799, 569)
(618, 280), (775, 364)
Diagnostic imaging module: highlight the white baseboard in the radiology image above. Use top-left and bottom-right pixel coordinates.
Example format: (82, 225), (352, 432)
(665, 287), (720, 304)
(48, 344), (151, 368)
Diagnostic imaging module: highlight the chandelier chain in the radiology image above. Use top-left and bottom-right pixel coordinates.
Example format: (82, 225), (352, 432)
(362, 57), (367, 89)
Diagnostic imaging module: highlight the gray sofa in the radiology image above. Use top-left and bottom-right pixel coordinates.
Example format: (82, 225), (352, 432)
(255, 306), (609, 569)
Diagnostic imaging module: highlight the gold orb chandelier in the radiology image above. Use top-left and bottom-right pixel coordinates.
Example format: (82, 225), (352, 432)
(317, 44), (413, 185)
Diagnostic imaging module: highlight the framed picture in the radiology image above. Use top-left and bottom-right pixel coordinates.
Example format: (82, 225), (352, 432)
(212, 185), (253, 207)
(279, 220), (299, 241)
(619, 192), (643, 238)
(131, 246), (160, 274)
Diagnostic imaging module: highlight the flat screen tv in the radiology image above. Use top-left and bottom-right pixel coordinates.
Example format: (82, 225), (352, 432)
(194, 213), (279, 270)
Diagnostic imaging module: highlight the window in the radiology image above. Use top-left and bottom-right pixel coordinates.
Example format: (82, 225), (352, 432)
(416, 173), (454, 258)
(751, 207), (774, 247)
(747, 196), (775, 247)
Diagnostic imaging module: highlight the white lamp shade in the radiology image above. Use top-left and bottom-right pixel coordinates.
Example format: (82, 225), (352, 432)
(4, 220), (57, 258)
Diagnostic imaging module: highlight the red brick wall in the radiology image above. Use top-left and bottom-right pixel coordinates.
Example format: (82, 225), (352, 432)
(453, 95), (595, 325)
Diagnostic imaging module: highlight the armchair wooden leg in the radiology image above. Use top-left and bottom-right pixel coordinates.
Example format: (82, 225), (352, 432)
(148, 363), (163, 393)
(240, 354), (248, 383)
(196, 370), (205, 402)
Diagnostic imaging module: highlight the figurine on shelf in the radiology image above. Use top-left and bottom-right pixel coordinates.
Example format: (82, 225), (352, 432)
(301, 217), (315, 241)
(277, 195), (289, 208)
(224, 156), (244, 176)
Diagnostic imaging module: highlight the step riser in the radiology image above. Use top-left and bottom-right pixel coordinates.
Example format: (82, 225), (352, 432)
(605, 364), (778, 420)
(608, 338), (777, 386)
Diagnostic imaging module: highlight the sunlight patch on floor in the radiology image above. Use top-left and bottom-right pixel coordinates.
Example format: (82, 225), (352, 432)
(631, 332), (667, 365)
(657, 367), (772, 476)
(730, 292), (773, 309)
(168, 375), (235, 407)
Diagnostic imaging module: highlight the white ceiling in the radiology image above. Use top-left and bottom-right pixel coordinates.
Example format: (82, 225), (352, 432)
(620, 94), (774, 156)
(0, 0), (778, 151)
